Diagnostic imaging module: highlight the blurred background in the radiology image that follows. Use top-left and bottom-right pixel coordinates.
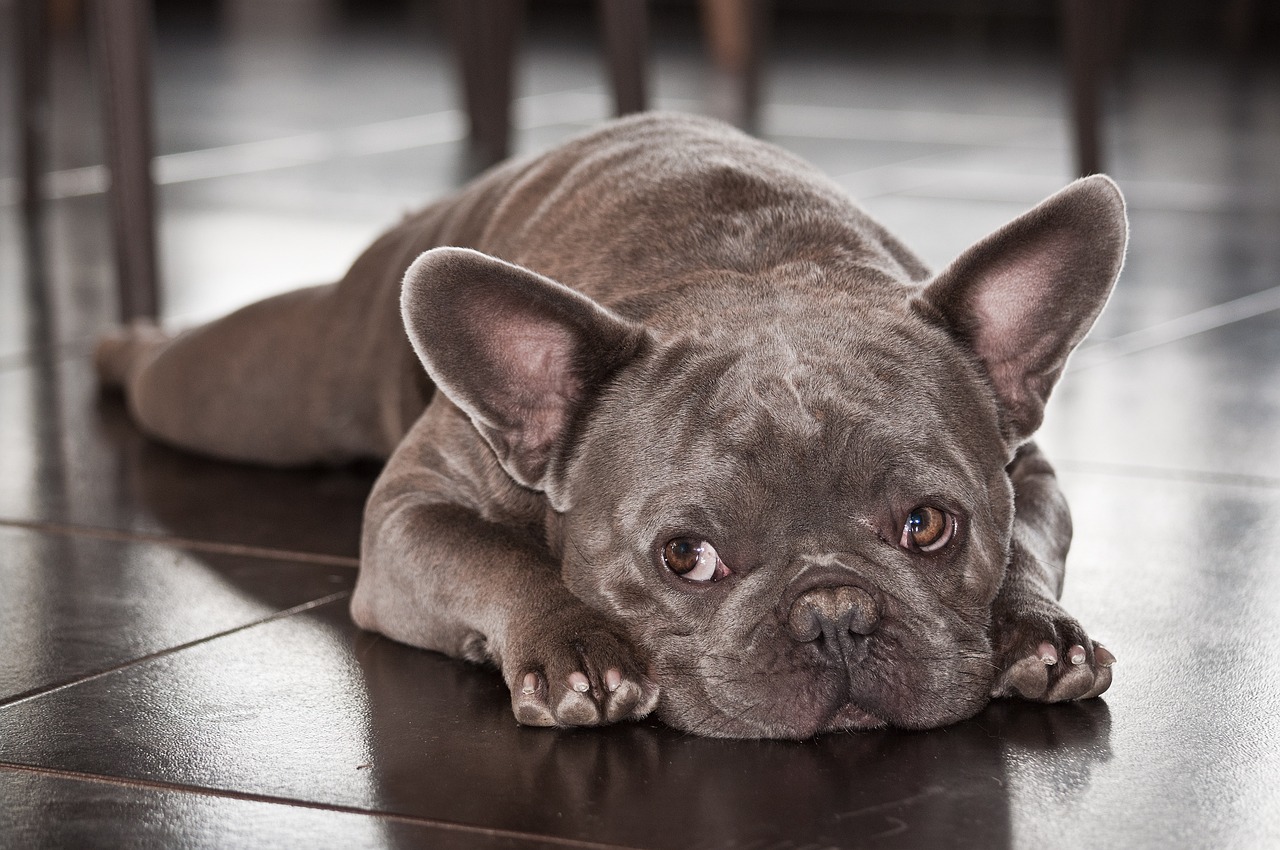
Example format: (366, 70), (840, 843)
(3, 5), (1280, 847)
(3, 0), (1277, 341)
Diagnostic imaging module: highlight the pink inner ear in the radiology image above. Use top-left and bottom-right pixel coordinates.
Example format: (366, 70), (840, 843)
(968, 230), (1076, 401)
(480, 320), (582, 457)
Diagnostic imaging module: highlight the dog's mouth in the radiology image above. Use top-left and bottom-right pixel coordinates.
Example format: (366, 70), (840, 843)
(656, 687), (888, 739)
(670, 679), (986, 739)
(822, 701), (886, 732)
(653, 657), (895, 739)
(651, 628), (992, 738)
(640, 584), (996, 738)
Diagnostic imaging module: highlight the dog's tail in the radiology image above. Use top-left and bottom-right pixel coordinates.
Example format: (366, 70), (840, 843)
(93, 322), (173, 391)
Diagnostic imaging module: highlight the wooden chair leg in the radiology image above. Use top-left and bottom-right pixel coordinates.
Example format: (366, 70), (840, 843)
(598, 0), (648, 116)
(739, 0), (768, 133)
(18, 0), (51, 227)
(16, 0), (55, 350)
(700, 0), (767, 132)
(92, 0), (161, 321)
(1223, 0), (1257, 56)
(1060, 0), (1105, 177)
(447, 0), (523, 168)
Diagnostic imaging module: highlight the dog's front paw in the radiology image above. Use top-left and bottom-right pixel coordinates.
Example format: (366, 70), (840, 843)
(504, 610), (659, 728)
(989, 592), (1114, 703)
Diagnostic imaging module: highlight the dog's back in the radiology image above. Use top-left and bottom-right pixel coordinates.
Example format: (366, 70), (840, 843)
(97, 113), (929, 467)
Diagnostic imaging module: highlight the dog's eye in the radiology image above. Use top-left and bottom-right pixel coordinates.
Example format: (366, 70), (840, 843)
(900, 506), (955, 553)
(662, 537), (730, 582)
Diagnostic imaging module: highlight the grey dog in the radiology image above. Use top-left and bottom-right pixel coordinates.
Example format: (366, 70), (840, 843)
(98, 113), (1124, 739)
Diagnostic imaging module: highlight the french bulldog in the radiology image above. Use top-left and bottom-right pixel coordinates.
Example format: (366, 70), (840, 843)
(97, 112), (1124, 738)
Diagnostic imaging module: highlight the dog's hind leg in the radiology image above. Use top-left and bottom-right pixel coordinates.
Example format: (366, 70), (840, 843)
(96, 277), (429, 467)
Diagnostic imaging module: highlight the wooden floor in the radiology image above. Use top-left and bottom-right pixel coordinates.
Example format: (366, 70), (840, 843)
(2, 5), (1279, 848)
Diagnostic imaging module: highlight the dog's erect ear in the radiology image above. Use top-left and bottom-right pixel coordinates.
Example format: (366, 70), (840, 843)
(915, 175), (1128, 445)
(402, 247), (646, 495)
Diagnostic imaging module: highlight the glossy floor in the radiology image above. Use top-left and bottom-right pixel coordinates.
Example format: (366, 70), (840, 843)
(2, 7), (1279, 849)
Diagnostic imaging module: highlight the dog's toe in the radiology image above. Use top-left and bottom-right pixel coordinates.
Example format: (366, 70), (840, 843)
(990, 597), (1114, 704)
(554, 685), (603, 726)
(993, 652), (1052, 699)
(603, 671), (660, 723)
(512, 673), (558, 726)
(1080, 648), (1114, 699)
(1045, 642), (1114, 702)
(1046, 662), (1096, 702)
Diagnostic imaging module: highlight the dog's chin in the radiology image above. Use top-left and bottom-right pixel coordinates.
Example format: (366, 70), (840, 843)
(657, 690), (899, 740)
(659, 690), (986, 739)
(655, 665), (992, 739)
(656, 697), (879, 740)
(822, 702), (888, 733)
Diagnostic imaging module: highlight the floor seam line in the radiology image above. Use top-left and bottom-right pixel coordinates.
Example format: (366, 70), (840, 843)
(0, 762), (641, 850)
(0, 87), (608, 204)
(1069, 284), (1280, 373)
(0, 518), (360, 568)
(1055, 459), (1280, 490)
(0, 592), (351, 711)
(0, 339), (98, 373)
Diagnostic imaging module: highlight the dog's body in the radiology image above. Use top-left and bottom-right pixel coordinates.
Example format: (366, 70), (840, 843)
(98, 113), (1123, 738)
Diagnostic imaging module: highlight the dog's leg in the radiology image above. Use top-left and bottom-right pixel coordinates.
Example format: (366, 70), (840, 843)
(350, 405), (660, 728)
(989, 441), (1114, 701)
(95, 279), (425, 466)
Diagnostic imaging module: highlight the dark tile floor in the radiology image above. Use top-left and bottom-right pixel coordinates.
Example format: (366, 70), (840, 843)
(3, 6), (1280, 849)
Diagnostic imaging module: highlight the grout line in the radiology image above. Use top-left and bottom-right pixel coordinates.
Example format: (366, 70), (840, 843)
(1069, 284), (1280, 373)
(153, 111), (464, 185)
(17, 88), (1256, 208)
(0, 518), (360, 569)
(0, 762), (642, 850)
(845, 165), (1280, 214)
(0, 89), (611, 205)
(0, 353), (33, 373)
(832, 152), (966, 201)
(4, 84), (1274, 213)
(0, 592), (351, 711)
(0, 338), (104, 374)
(1, 92), (1064, 206)
(763, 101), (1060, 147)
(1056, 458), (1280, 490)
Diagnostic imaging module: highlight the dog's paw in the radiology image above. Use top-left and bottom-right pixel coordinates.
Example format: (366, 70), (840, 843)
(504, 612), (659, 728)
(989, 593), (1114, 703)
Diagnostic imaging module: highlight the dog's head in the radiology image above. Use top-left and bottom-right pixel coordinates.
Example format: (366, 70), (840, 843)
(402, 176), (1127, 738)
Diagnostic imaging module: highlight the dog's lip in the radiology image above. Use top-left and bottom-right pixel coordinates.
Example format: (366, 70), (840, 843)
(822, 701), (886, 732)
(685, 701), (886, 739)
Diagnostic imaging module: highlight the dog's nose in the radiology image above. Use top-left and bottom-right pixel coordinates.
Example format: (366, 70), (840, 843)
(787, 585), (880, 643)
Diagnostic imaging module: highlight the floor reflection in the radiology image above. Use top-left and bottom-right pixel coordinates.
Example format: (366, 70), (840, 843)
(354, 623), (1117, 849)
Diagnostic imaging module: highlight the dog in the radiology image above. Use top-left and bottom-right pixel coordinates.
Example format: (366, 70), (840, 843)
(97, 113), (1124, 739)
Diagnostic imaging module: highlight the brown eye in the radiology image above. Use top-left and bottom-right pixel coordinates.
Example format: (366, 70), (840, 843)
(662, 538), (730, 582)
(900, 506), (954, 553)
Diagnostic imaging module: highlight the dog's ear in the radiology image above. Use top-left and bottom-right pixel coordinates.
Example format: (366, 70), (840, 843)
(915, 175), (1128, 445)
(402, 247), (646, 494)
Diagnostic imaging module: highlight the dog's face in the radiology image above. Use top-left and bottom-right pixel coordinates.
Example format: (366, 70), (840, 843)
(402, 174), (1127, 738)
(557, 267), (1015, 737)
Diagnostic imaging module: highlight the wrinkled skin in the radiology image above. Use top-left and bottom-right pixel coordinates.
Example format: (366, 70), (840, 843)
(554, 273), (1013, 736)
(97, 114), (1124, 738)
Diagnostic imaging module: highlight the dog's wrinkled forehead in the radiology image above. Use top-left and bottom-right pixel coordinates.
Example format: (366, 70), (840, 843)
(661, 306), (981, 446)
(577, 294), (1003, 535)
